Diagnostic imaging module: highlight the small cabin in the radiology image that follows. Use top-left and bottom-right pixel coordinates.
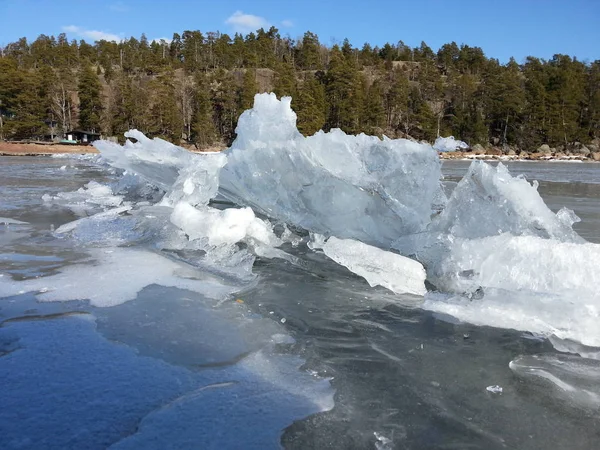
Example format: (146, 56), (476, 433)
(63, 130), (101, 144)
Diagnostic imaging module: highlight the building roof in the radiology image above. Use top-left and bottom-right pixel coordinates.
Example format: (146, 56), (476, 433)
(66, 130), (101, 136)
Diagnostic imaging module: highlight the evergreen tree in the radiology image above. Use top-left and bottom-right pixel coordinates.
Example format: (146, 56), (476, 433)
(192, 73), (218, 148)
(273, 60), (297, 98)
(147, 71), (182, 141)
(585, 61), (600, 140)
(239, 68), (259, 111)
(522, 56), (549, 147)
(297, 32), (322, 70)
(77, 64), (103, 132)
(0, 58), (46, 139)
(384, 69), (410, 136)
(325, 45), (363, 133)
(483, 58), (525, 145)
(210, 69), (238, 143)
(362, 79), (385, 134)
(296, 76), (326, 135)
(546, 54), (586, 144)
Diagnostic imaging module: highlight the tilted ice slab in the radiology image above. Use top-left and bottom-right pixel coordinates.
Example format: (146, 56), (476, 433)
(219, 93), (444, 247)
(322, 236), (426, 296)
(436, 234), (600, 296)
(395, 161), (587, 290)
(95, 130), (227, 207)
(94, 131), (192, 191)
(432, 161), (583, 242)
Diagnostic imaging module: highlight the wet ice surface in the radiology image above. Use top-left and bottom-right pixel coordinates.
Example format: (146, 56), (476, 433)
(1, 95), (600, 449)
(0, 156), (334, 449)
(1, 156), (598, 449)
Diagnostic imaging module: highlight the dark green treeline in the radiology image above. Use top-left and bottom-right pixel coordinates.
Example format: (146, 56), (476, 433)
(1, 28), (599, 149)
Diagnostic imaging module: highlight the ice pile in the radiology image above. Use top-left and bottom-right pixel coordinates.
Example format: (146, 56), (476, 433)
(432, 162), (582, 242)
(433, 136), (469, 152)
(18, 93), (600, 347)
(95, 130), (227, 207)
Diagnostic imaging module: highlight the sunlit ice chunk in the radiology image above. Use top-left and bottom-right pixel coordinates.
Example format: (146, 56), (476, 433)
(432, 234), (600, 297)
(95, 130), (227, 208)
(432, 161), (583, 242)
(322, 236), (426, 296)
(220, 93), (444, 247)
(170, 202), (281, 249)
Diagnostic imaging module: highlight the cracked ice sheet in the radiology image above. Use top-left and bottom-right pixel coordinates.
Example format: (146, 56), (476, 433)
(0, 247), (238, 307)
(0, 315), (333, 450)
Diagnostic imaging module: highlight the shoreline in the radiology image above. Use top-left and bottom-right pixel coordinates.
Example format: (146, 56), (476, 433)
(0, 142), (99, 156)
(438, 152), (599, 163)
(2, 142), (599, 164)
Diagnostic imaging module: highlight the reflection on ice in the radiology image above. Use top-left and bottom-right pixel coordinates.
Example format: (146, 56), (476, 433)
(510, 353), (600, 410)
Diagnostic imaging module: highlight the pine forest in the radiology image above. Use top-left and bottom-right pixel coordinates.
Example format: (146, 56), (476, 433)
(1, 28), (599, 153)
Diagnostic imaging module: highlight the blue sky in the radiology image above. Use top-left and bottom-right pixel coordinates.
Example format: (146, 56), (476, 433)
(1, 0), (598, 63)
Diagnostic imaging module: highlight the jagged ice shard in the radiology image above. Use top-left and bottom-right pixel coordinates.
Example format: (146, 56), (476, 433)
(220, 94), (445, 247)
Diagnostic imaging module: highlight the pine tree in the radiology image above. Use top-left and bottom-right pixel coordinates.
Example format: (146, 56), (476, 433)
(77, 63), (103, 132)
(210, 69), (238, 143)
(385, 69), (410, 136)
(483, 58), (525, 145)
(546, 54), (586, 145)
(273, 60), (297, 99)
(296, 76), (326, 136)
(192, 73), (218, 148)
(325, 45), (363, 133)
(147, 71), (182, 141)
(0, 58), (46, 139)
(362, 79), (385, 134)
(297, 32), (322, 70)
(239, 69), (259, 110)
(585, 61), (600, 140)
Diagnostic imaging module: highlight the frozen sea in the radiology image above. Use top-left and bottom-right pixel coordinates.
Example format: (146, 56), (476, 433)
(1, 92), (599, 450)
(1, 154), (599, 450)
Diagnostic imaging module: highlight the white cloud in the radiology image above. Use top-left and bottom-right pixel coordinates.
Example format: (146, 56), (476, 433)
(281, 20), (294, 28)
(109, 2), (129, 12)
(151, 37), (172, 44)
(225, 10), (270, 33)
(62, 25), (121, 42)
